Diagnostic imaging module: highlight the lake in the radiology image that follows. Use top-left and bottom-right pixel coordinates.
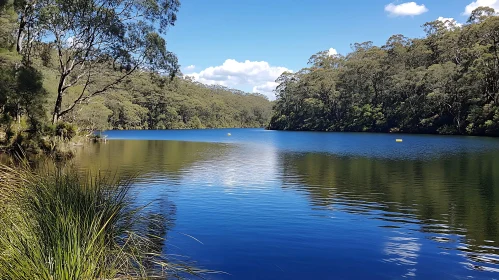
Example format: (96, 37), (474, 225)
(75, 128), (499, 279)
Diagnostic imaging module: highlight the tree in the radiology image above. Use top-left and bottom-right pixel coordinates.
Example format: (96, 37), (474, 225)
(68, 97), (112, 133)
(0, 61), (47, 125)
(0, 0), (16, 50)
(268, 9), (499, 136)
(467, 6), (496, 23)
(14, 0), (181, 123)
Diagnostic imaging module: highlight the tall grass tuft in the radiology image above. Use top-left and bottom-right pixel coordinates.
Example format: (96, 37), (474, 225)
(0, 165), (210, 279)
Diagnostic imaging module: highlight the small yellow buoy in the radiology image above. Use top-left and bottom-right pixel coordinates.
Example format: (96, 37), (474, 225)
(227, 133), (231, 136)
(396, 139), (403, 143)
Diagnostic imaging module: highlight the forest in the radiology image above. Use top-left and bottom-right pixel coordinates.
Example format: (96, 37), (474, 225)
(0, 1), (498, 279)
(269, 7), (499, 136)
(1, 0), (499, 159)
(0, 0), (271, 155)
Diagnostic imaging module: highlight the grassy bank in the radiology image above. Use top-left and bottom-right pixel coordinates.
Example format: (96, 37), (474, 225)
(0, 165), (208, 279)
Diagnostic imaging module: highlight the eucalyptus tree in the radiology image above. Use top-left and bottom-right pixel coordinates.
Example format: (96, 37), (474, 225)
(467, 6), (496, 23)
(14, 0), (180, 123)
(269, 8), (499, 136)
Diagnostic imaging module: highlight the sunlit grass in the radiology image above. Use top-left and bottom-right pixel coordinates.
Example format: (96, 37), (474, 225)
(0, 165), (211, 279)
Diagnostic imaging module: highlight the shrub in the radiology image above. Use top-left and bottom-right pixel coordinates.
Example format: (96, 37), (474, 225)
(55, 122), (77, 140)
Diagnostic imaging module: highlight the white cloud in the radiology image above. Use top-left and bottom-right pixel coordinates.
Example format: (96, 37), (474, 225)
(385, 2), (429, 16)
(66, 36), (85, 49)
(185, 65), (196, 71)
(328, 48), (338, 56)
(188, 59), (291, 100)
(437, 17), (463, 28)
(464, 0), (499, 15)
(253, 82), (279, 96)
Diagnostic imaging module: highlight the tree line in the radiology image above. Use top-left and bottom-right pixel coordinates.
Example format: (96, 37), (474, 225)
(269, 7), (499, 136)
(65, 75), (272, 132)
(0, 0), (271, 155)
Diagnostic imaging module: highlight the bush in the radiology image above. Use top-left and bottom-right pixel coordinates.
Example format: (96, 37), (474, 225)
(42, 123), (56, 136)
(10, 132), (43, 155)
(437, 124), (458, 135)
(55, 122), (77, 140)
(4, 124), (76, 159)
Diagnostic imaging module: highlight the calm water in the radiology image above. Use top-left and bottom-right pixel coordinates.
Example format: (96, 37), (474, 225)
(76, 129), (499, 279)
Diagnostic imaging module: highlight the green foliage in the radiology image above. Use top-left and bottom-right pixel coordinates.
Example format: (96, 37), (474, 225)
(69, 99), (112, 133)
(269, 10), (499, 136)
(0, 0), (272, 139)
(0, 0), (15, 50)
(0, 57), (48, 125)
(12, 0), (182, 123)
(0, 166), (210, 279)
(67, 74), (272, 131)
(17, 65), (48, 121)
(55, 122), (77, 140)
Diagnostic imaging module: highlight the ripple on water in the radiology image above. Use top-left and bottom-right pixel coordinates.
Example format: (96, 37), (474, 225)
(70, 129), (499, 280)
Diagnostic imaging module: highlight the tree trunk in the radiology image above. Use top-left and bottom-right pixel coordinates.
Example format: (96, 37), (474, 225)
(16, 4), (29, 54)
(17, 29), (25, 54)
(53, 68), (70, 124)
(52, 93), (62, 124)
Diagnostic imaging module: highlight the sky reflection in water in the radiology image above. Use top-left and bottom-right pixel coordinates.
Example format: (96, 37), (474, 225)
(75, 129), (499, 279)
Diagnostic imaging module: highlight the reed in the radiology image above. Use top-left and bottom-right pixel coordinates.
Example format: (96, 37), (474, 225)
(0, 165), (208, 279)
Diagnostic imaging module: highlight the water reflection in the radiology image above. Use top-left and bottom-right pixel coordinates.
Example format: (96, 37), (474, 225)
(73, 136), (499, 279)
(182, 143), (278, 191)
(383, 234), (421, 277)
(75, 140), (232, 179)
(280, 152), (499, 243)
(278, 151), (499, 277)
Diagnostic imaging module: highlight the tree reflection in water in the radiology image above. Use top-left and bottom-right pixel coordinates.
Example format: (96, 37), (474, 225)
(72, 139), (499, 277)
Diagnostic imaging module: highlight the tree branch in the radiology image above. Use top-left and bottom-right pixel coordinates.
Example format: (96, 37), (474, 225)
(58, 64), (140, 118)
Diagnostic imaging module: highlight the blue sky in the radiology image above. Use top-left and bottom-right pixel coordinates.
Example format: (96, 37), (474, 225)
(163, 0), (498, 99)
